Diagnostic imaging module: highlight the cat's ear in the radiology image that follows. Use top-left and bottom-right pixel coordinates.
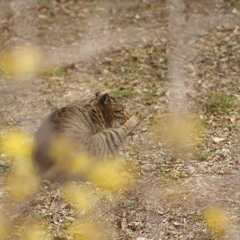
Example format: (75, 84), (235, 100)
(99, 93), (112, 105)
(95, 92), (101, 98)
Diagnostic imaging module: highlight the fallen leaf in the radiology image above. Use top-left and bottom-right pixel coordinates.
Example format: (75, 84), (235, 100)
(212, 137), (225, 143)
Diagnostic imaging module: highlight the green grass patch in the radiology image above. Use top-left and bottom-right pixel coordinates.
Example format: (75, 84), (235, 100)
(0, 164), (9, 174)
(1, 10), (15, 18)
(38, 0), (53, 9)
(195, 150), (211, 161)
(42, 68), (67, 80)
(206, 93), (237, 113)
(145, 88), (165, 98)
(110, 89), (137, 98)
(53, 68), (66, 77)
(226, 0), (240, 7)
(141, 88), (165, 105)
(124, 200), (138, 208)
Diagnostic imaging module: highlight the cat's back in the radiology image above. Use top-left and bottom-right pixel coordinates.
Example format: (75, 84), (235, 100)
(37, 95), (103, 136)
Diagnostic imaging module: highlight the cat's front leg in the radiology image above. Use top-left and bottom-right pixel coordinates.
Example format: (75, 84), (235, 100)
(124, 112), (142, 134)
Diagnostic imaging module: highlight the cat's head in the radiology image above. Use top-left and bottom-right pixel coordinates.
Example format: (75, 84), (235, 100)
(97, 93), (129, 128)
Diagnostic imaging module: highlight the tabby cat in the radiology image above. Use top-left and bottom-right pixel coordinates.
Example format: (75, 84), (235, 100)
(34, 93), (141, 181)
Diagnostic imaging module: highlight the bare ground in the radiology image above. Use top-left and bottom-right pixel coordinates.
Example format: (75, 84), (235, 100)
(0, 0), (240, 239)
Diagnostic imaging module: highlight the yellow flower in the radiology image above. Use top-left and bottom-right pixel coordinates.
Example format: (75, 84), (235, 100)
(48, 135), (91, 175)
(89, 160), (131, 191)
(68, 152), (91, 175)
(1, 129), (34, 161)
(69, 223), (102, 240)
(19, 224), (48, 240)
(152, 113), (205, 149)
(204, 206), (230, 236)
(63, 184), (91, 212)
(7, 161), (39, 202)
(1, 46), (43, 78)
(48, 135), (73, 164)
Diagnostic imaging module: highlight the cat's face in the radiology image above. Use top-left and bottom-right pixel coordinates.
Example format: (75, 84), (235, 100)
(98, 93), (129, 128)
(107, 102), (129, 127)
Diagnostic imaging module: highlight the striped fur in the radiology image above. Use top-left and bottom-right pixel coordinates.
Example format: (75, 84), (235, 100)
(34, 93), (141, 179)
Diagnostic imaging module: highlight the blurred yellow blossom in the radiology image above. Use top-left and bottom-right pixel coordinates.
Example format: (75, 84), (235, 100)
(204, 206), (230, 237)
(48, 135), (74, 164)
(0, 46), (43, 78)
(69, 223), (102, 240)
(63, 184), (91, 212)
(7, 161), (39, 202)
(152, 113), (205, 149)
(89, 160), (131, 191)
(48, 135), (91, 175)
(0, 129), (34, 161)
(68, 152), (91, 175)
(19, 224), (48, 240)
